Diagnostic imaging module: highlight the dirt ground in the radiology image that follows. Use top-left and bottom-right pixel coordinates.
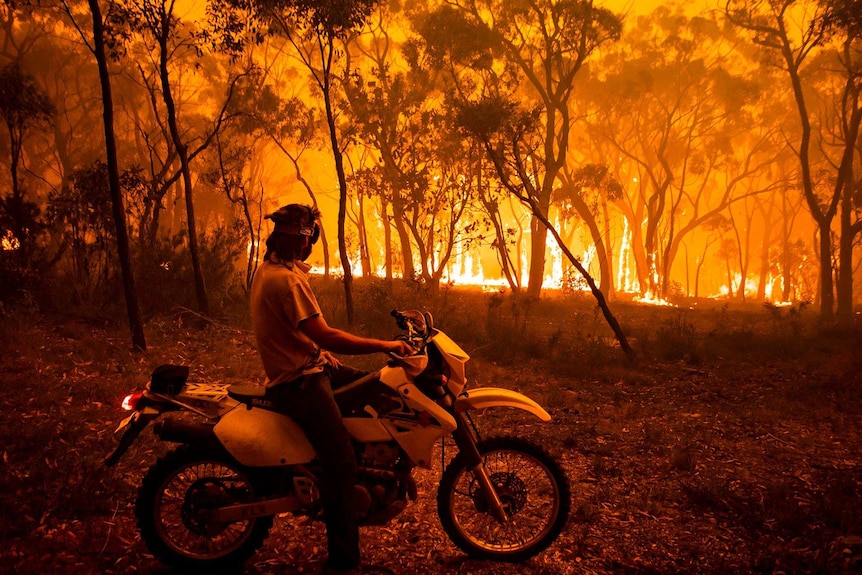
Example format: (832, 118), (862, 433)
(1, 308), (860, 575)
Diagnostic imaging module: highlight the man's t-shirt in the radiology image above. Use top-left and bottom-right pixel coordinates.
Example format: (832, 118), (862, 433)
(250, 258), (326, 387)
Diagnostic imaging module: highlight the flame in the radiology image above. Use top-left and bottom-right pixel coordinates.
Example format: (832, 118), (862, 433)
(715, 272), (776, 301)
(270, 201), (813, 308)
(632, 292), (676, 307)
(616, 218), (639, 294)
(1, 230), (20, 251)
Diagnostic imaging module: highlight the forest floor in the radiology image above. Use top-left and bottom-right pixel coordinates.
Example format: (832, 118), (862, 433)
(1, 287), (861, 575)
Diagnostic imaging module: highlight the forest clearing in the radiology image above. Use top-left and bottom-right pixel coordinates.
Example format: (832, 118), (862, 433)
(1, 284), (859, 575)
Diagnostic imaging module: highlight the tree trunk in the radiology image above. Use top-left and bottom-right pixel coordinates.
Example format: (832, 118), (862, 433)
(756, 197), (774, 301)
(156, 18), (208, 315)
(321, 71), (354, 324)
(357, 194), (371, 277)
(525, 215), (547, 299)
(602, 197), (615, 300)
(782, 38), (835, 318)
(781, 191), (794, 302)
(483, 198), (520, 293)
(565, 185), (613, 298)
(89, 0), (146, 349)
(382, 196), (392, 281)
(287, 155), (329, 278)
(390, 198), (414, 279)
(817, 222), (834, 317)
(836, 187), (854, 319)
(628, 213), (650, 295)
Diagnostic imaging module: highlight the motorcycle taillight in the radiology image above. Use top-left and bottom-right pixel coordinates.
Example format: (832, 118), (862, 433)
(122, 392), (144, 411)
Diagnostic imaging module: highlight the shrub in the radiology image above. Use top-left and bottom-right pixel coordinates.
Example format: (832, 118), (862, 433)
(133, 224), (247, 316)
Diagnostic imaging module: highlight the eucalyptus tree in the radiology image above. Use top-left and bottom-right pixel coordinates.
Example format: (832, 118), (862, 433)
(813, 0), (861, 318)
(345, 3), (486, 289)
(0, 62), (54, 260)
(0, 7), (102, 196)
(211, 0), (379, 325)
(410, 2), (631, 354)
(585, 7), (775, 299)
(128, 0), (209, 313)
(555, 163), (622, 299)
(725, 0), (859, 318)
(402, 125), (481, 290)
(228, 67), (333, 278)
(344, 3), (427, 282)
(57, 0), (146, 349)
(126, 0), (252, 315)
(415, 0), (621, 299)
(204, 129), (262, 291)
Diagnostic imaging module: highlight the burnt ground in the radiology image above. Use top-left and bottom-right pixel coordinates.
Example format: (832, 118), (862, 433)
(0, 307), (860, 575)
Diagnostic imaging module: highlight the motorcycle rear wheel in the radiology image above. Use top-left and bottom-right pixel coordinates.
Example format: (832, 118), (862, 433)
(136, 445), (274, 569)
(437, 435), (571, 562)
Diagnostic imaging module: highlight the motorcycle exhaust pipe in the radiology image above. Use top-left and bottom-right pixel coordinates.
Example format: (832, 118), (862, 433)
(153, 417), (216, 445)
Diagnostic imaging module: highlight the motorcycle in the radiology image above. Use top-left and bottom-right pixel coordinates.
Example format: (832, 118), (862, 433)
(105, 310), (571, 569)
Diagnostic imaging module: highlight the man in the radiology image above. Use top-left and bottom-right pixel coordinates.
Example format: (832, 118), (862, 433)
(250, 203), (411, 573)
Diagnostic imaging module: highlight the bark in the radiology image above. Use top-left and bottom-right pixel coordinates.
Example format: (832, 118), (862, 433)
(381, 196), (392, 281)
(154, 8), (208, 314)
(526, 214), (548, 299)
(320, 52), (355, 324)
(837, 182), (854, 318)
(559, 181), (613, 298)
(356, 193), (371, 277)
(390, 198), (415, 279)
(88, 0), (146, 349)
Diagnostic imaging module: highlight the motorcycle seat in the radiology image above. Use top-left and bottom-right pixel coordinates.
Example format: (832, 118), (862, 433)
(227, 385), (267, 402)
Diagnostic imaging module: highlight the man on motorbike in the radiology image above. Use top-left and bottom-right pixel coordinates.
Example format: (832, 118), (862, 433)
(250, 203), (412, 573)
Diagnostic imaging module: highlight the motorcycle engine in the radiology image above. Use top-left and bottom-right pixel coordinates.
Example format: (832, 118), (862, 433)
(354, 442), (412, 524)
(360, 442), (400, 468)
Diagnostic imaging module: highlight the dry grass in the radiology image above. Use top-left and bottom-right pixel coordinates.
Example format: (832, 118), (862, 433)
(1, 283), (860, 574)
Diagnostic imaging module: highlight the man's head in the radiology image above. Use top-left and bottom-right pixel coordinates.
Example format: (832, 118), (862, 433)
(264, 204), (321, 262)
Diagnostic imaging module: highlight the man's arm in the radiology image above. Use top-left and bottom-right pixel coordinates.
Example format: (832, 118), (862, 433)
(300, 315), (412, 356)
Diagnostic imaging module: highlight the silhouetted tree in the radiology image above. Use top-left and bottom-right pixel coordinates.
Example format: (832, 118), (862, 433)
(417, 0), (622, 298)
(232, 75), (333, 277)
(130, 0), (210, 314)
(60, 0), (147, 348)
(0, 62), (54, 261)
(815, 0), (862, 319)
(726, 0), (855, 319)
(556, 163), (623, 300)
(220, 0), (379, 324)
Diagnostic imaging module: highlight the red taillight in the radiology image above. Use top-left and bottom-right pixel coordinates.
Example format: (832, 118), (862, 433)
(122, 392), (144, 411)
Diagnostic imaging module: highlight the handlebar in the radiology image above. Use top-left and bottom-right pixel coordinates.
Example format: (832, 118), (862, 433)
(391, 309), (434, 357)
(391, 309), (433, 336)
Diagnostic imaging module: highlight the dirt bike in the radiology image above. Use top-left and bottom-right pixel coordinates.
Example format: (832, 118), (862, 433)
(105, 309), (571, 569)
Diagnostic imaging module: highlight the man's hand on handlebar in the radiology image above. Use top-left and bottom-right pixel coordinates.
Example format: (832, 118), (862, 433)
(385, 340), (414, 357)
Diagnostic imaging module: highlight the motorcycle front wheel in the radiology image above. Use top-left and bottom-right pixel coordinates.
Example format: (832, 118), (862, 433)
(437, 435), (571, 562)
(135, 445), (274, 569)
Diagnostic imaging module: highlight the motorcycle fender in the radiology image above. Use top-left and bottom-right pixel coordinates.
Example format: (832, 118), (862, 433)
(214, 406), (316, 467)
(454, 387), (551, 421)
